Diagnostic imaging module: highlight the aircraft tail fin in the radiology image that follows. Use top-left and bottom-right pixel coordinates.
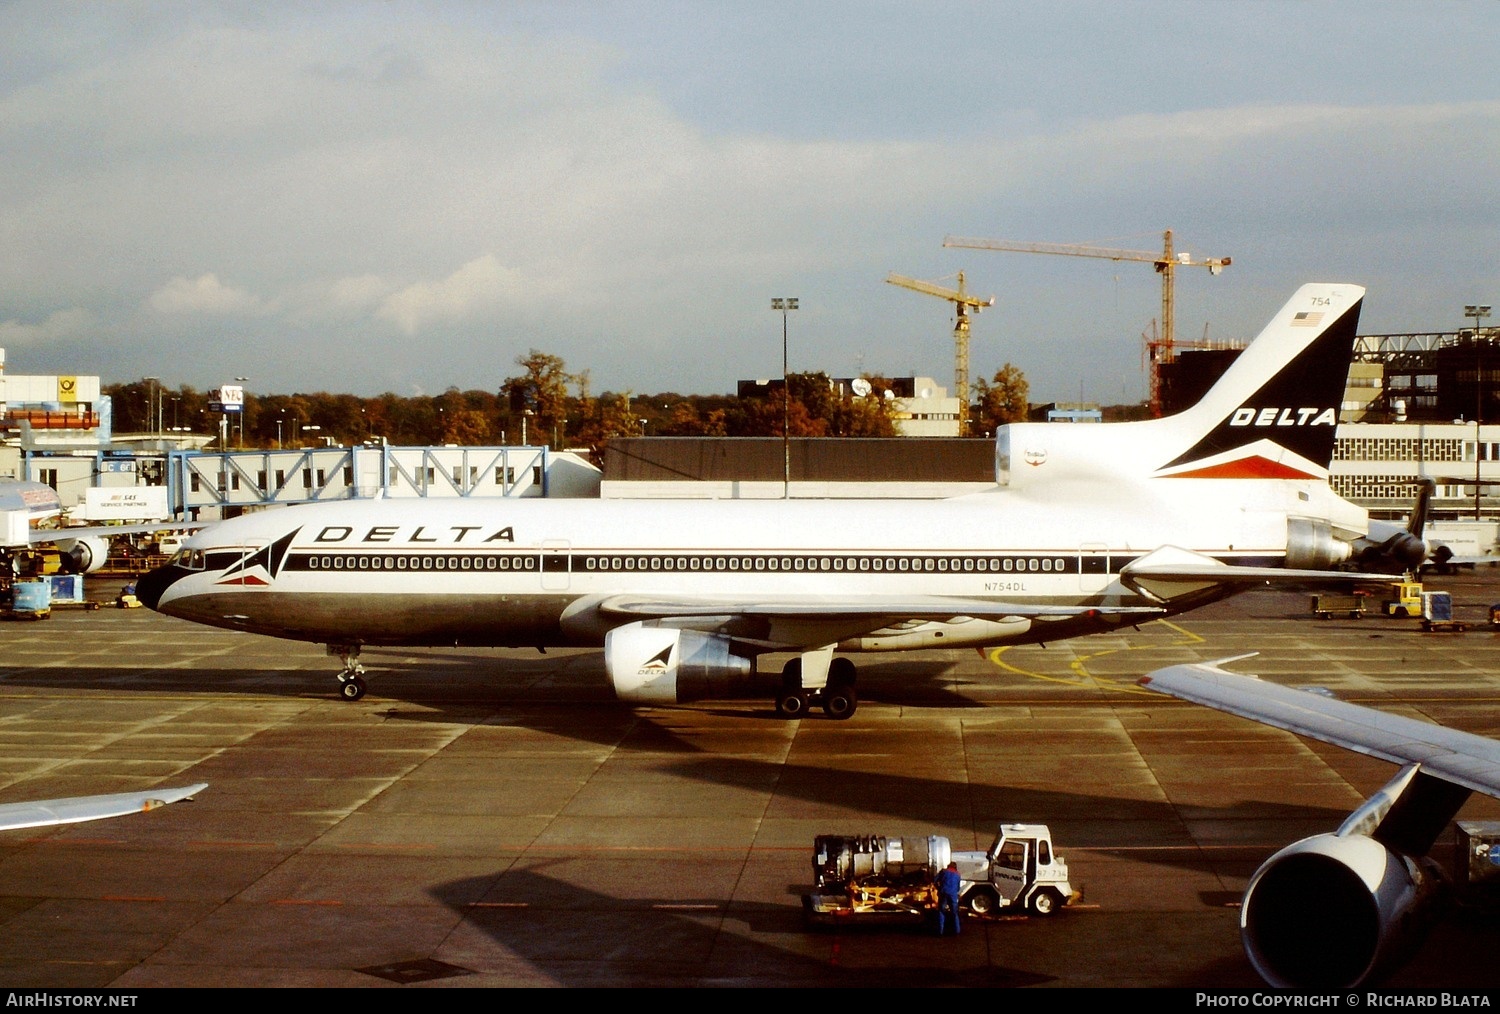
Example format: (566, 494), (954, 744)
(1151, 283), (1364, 480)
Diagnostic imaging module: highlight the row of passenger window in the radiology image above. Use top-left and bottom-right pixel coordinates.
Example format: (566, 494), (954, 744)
(300, 554), (537, 572)
(580, 554), (1073, 574)
(261, 551), (1085, 575)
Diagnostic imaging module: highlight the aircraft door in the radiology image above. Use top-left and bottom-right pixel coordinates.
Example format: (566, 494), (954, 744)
(541, 539), (570, 591)
(1079, 543), (1109, 593)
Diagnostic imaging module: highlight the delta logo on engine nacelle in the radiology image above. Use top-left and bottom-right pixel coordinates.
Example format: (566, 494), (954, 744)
(638, 645), (673, 675)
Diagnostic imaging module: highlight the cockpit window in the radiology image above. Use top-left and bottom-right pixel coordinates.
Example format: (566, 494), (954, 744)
(172, 548), (207, 570)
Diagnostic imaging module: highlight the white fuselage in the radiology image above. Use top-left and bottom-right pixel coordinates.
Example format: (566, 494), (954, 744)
(145, 475), (1360, 651)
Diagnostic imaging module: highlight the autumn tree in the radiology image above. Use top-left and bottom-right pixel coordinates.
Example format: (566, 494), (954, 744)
(658, 400), (728, 436)
(441, 408), (495, 444)
(502, 349), (572, 446)
(971, 364), (1030, 436)
(827, 375), (900, 437)
(574, 392), (643, 454)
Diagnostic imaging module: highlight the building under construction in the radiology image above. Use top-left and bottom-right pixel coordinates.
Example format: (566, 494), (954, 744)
(1157, 328), (1499, 423)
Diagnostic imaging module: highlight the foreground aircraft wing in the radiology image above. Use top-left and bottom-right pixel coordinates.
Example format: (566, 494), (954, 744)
(1139, 661), (1500, 798)
(1139, 660), (1500, 989)
(0, 783), (208, 832)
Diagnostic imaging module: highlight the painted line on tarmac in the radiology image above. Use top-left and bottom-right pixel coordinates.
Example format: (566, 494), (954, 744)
(985, 619), (1203, 695)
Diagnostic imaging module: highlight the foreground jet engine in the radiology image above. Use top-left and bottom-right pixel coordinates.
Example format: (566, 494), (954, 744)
(1141, 662), (1494, 989)
(1236, 767), (1451, 988)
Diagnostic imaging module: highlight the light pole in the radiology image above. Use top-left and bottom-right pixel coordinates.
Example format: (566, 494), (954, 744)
(1467, 304), (1492, 519)
(235, 376), (249, 449)
(144, 377), (158, 434)
(771, 297), (798, 498)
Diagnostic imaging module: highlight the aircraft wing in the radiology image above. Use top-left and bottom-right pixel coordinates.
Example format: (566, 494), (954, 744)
(599, 594), (1162, 622)
(1139, 661), (1500, 799)
(26, 521), (209, 548)
(0, 783), (208, 832)
(597, 594), (1163, 651)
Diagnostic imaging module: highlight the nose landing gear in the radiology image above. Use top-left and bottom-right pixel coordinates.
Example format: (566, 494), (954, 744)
(330, 645), (367, 701)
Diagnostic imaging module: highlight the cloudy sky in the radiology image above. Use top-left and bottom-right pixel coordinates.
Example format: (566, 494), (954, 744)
(1, 1), (1496, 404)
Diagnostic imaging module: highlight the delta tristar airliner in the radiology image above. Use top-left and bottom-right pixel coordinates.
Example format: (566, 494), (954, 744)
(137, 284), (1421, 718)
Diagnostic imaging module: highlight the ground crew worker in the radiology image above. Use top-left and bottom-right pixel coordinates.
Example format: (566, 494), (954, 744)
(935, 861), (962, 936)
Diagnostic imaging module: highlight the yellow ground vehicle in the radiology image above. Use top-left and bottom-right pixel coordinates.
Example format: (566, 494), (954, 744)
(1384, 581), (1423, 617)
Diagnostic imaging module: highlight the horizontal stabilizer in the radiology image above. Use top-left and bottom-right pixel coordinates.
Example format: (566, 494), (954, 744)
(1123, 562), (1404, 584)
(1121, 546), (1401, 603)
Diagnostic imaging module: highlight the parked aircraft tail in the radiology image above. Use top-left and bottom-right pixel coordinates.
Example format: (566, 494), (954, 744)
(995, 284), (1364, 490)
(1152, 282), (1364, 480)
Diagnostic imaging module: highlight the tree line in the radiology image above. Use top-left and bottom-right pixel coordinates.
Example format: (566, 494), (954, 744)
(103, 351), (1035, 456)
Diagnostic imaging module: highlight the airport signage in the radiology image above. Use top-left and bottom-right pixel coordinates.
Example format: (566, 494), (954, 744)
(80, 487), (169, 522)
(211, 384), (244, 413)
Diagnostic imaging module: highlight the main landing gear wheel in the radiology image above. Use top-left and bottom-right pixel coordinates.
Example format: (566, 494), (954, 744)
(775, 690), (809, 717)
(774, 657), (859, 719)
(821, 685), (857, 719)
(829, 657), (856, 687)
(775, 660), (807, 718)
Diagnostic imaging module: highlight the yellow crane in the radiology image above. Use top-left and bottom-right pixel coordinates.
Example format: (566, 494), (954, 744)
(942, 229), (1230, 363)
(885, 271), (995, 436)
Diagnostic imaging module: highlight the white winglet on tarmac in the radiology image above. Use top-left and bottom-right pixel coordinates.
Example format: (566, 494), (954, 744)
(0, 783), (207, 832)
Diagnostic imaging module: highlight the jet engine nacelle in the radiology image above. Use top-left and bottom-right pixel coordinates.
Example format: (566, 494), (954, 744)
(1349, 526), (1430, 572)
(53, 535), (111, 574)
(1285, 517), (1353, 570)
(605, 623), (752, 705)
(1240, 831), (1443, 989)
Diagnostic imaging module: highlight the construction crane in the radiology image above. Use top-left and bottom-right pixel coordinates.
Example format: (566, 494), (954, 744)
(885, 271), (995, 436)
(942, 229), (1230, 366)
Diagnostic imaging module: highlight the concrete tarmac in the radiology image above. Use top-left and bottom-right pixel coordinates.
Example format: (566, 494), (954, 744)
(1, 575), (1500, 988)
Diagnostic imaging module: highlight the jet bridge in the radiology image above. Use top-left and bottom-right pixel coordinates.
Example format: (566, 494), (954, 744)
(165, 444), (599, 515)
